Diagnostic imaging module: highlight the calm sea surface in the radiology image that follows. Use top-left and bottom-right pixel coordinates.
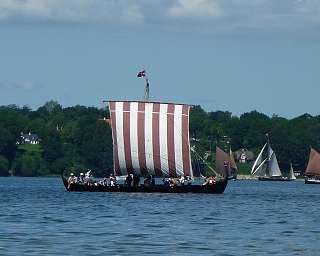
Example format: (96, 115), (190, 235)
(0, 177), (319, 256)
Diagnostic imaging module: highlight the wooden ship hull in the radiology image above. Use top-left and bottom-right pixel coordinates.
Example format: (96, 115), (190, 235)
(227, 175), (237, 181)
(61, 175), (228, 194)
(305, 178), (320, 184)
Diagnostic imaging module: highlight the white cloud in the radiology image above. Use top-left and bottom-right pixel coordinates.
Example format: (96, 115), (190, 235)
(165, 0), (320, 32)
(0, 0), (144, 24)
(121, 4), (144, 25)
(294, 0), (320, 18)
(167, 0), (223, 19)
(0, 0), (320, 32)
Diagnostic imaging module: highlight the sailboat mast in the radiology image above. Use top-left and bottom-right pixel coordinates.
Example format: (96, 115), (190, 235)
(266, 133), (270, 177)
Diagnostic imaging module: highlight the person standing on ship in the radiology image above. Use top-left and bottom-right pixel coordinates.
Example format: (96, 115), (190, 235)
(125, 174), (133, 187)
(132, 174), (140, 187)
(78, 173), (84, 184)
(103, 174), (110, 186)
(179, 176), (185, 185)
(67, 173), (76, 189)
(110, 174), (117, 186)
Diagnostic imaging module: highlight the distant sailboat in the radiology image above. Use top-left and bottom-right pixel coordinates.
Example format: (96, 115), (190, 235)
(305, 148), (320, 184)
(289, 163), (296, 181)
(216, 146), (238, 180)
(251, 134), (293, 181)
(229, 148), (238, 180)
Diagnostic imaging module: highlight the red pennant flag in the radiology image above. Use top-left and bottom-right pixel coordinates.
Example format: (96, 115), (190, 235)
(137, 70), (146, 78)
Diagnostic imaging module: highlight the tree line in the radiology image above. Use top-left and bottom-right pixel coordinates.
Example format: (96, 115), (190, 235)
(0, 101), (319, 176)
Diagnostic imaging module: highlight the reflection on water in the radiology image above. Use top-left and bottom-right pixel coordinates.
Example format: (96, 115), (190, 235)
(0, 177), (320, 255)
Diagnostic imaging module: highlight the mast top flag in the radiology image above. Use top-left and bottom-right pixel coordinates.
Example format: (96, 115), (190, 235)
(137, 69), (149, 101)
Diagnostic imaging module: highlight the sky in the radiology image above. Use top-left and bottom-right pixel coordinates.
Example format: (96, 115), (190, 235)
(0, 0), (320, 118)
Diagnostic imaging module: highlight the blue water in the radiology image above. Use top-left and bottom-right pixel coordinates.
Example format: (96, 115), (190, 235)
(0, 178), (320, 255)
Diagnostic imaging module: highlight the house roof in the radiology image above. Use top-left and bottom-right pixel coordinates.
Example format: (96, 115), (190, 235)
(21, 132), (40, 141)
(234, 148), (255, 160)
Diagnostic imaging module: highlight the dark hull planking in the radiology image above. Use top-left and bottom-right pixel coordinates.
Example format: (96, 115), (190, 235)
(62, 176), (228, 194)
(305, 178), (320, 184)
(228, 175), (237, 181)
(258, 176), (293, 182)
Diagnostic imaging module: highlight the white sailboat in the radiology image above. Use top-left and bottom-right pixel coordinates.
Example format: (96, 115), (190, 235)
(289, 163), (296, 180)
(251, 134), (293, 181)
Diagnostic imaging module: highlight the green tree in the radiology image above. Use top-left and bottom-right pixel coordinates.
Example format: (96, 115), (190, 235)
(42, 100), (62, 113)
(20, 154), (40, 176)
(0, 155), (9, 176)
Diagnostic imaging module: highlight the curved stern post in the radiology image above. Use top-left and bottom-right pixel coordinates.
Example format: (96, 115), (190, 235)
(61, 169), (69, 191)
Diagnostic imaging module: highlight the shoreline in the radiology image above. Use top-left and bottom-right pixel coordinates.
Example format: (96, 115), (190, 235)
(237, 175), (257, 180)
(236, 174), (305, 181)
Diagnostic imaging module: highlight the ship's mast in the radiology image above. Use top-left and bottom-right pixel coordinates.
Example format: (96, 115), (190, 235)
(137, 69), (149, 101)
(144, 78), (150, 101)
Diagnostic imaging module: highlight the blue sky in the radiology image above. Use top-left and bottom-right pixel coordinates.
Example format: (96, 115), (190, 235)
(0, 0), (320, 117)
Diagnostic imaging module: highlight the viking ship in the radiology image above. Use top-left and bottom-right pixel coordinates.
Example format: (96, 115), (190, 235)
(215, 146), (238, 180)
(305, 148), (320, 184)
(62, 74), (228, 193)
(251, 134), (294, 181)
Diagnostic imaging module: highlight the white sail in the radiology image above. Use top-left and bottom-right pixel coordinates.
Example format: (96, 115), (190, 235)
(251, 143), (267, 174)
(252, 159), (267, 176)
(109, 101), (193, 177)
(289, 164), (296, 180)
(268, 149), (282, 177)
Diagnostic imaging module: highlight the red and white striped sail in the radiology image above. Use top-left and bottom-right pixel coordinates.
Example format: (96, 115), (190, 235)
(109, 101), (193, 177)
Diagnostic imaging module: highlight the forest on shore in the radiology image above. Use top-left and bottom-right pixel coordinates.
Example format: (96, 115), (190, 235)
(0, 100), (319, 177)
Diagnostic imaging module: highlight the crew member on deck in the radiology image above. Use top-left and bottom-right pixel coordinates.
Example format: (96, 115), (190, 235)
(132, 174), (140, 188)
(78, 173), (84, 183)
(203, 176), (216, 186)
(179, 176), (186, 185)
(103, 175), (110, 186)
(186, 176), (192, 185)
(162, 178), (169, 186)
(168, 178), (176, 187)
(85, 170), (94, 185)
(125, 174), (133, 187)
(110, 174), (117, 186)
(67, 173), (76, 189)
(144, 175), (151, 186)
